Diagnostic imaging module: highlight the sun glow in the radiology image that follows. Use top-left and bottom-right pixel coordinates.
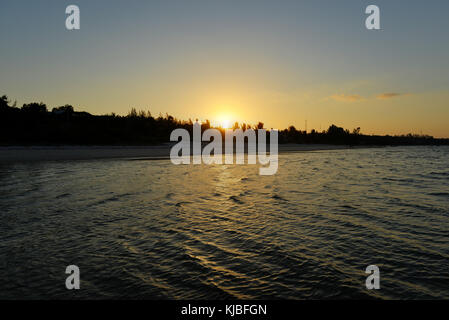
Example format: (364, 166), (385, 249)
(214, 109), (238, 129)
(220, 119), (231, 129)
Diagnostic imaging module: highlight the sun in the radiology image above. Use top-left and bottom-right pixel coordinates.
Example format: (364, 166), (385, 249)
(214, 111), (236, 129)
(220, 119), (231, 129)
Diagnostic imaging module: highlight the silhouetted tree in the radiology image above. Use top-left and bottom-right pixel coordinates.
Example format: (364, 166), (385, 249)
(52, 105), (74, 115)
(21, 102), (47, 114)
(0, 95), (9, 109)
(202, 119), (211, 130)
(1, 93), (447, 146)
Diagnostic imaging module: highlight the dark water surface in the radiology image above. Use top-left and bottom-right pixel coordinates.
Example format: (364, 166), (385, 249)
(1, 146), (448, 299)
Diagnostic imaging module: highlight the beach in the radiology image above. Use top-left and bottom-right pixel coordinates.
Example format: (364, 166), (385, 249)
(0, 144), (355, 163)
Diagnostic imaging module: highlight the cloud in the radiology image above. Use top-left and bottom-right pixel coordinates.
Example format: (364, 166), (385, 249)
(330, 94), (364, 102)
(376, 93), (403, 99)
(329, 92), (410, 103)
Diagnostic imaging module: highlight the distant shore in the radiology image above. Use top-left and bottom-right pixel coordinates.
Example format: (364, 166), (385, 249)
(0, 144), (368, 164)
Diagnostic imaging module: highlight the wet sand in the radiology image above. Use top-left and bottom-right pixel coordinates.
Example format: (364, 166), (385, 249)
(0, 144), (356, 163)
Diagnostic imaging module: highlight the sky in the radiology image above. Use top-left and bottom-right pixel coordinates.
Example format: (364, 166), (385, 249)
(1, 0), (448, 137)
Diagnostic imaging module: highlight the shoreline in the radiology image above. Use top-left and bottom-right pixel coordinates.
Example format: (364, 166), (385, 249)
(0, 144), (383, 164)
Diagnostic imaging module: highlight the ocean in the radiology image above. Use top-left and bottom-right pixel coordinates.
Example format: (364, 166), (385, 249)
(1, 146), (448, 299)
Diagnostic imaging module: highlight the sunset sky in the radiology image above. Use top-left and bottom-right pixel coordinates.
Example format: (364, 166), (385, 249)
(1, 0), (448, 137)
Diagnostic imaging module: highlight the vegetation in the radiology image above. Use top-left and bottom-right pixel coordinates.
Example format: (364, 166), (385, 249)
(1, 95), (448, 146)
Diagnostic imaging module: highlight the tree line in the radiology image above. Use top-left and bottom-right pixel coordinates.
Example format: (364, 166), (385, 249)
(1, 95), (447, 146)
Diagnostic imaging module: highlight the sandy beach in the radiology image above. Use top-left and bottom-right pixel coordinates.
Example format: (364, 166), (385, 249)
(0, 144), (355, 164)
